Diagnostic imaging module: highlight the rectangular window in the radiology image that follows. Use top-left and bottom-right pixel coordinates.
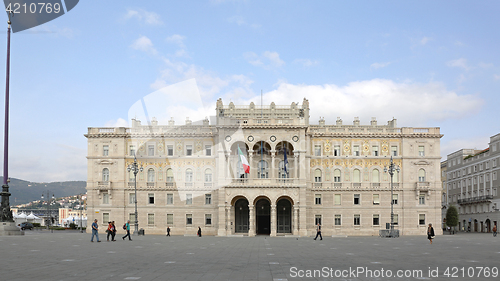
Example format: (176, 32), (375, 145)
(103, 213), (109, 223)
(314, 145), (321, 156)
(186, 145), (193, 156)
(186, 214), (193, 225)
(205, 172), (212, 182)
(205, 194), (212, 205)
(315, 194), (322, 205)
(129, 213), (136, 223)
(335, 214), (341, 226)
(373, 194), (379, 205)
(334, 145), (341, 156)
(205, 145), (211, 156)
(372, 146), (379, 156)
(353, 145), (360, 156)
(167, 193), (173, 205)
(167, 214), (173, 225)
(103, 193), (109, 204)
(419, 146), (425, 156)
(148, 193), (155, 204)
(129, 193), (135, 204)
(148, 145), (154, 156)
(419, 214), (425, 225)
(392, 194), (398, 205)
(167, 145), (174, 156)
(148, 214), (154, 225)
(419, 194), (425, 205)
(186, 194), (193, 205)
(315, 215), (322, 226)
(373, 214), (380, 226)
(130, 145), (136, 156)
(493, 172), (497, 181)
(354, 194), (360, 205)
(354, 214), (360, 226)
(334, 194), (341, 205)
(493, 159), (497, 168)
(103, 145), (109, 156)
(205, 214), (212, 225)
(391, 146), (397, 156)
(393, 214), (398, 225)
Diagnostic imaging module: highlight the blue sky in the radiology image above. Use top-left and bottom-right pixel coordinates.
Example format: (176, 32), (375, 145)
(0, 1), (499, 182)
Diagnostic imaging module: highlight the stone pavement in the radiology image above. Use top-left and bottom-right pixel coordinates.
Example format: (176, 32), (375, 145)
(1, 230), (499, 281)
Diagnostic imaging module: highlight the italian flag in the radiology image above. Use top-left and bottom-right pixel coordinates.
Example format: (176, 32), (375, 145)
(238, 146), (250, 174)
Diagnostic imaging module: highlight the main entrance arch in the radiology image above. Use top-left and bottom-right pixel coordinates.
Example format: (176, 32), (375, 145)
(234, 198), (249, 233)
(277, 198), (292, 234)
(255, 198), (271, 235)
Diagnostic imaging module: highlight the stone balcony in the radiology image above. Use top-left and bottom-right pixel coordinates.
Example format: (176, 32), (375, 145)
(458, 195), (493, 205)
(415, 182), (430, 191)
(96, 181), (111, 190)
(229, 178), (305, 187)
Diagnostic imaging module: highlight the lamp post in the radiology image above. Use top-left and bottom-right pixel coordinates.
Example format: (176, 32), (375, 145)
(41, 192), (54, 230)
(78, 194), (84, 233)
(127, 155), (142, 235)
(384, 156), (400, 236)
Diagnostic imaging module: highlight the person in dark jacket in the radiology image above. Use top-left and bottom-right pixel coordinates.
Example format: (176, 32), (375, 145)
(314, 223), (322, 240)
(166, 226), (171, 237)
(427, 223), (435, 244)
(197, 226), (202, 237)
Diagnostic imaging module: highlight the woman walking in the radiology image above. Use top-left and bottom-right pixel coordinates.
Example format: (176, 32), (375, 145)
(111, 221), (117, 241)
(427, 223), (435, 244)
(106, 221), (113, 242)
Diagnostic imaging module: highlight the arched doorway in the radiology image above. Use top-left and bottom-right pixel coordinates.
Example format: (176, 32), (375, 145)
(255, 198), (271, 235)
(234, 198), (249, 233)
(474, 219), (478, 232)
(486, 219), (491, 233)
(277, 198), (292, 234)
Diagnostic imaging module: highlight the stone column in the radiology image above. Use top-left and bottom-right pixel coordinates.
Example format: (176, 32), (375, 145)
(248, 204), (255, 237)
(294, 154), (299, 180)
(271, 150), (276, 179)
(226, 205), (231, 236)
(270, 204), (277, 236)
(293, 205), (298, 235)
(249, 150), (254, 179)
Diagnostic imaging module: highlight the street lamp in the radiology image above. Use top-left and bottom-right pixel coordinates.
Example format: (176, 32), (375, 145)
(41, 192), (55, 230)
(384, 156), (400, 237)
(127, 155), (142, 235)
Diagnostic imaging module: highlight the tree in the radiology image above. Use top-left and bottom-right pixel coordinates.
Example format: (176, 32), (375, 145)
(446, 205), (459, 233)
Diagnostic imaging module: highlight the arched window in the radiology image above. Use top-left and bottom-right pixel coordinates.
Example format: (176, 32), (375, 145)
(147, 168), (155, 182)
(418, 169), (426, 182)
(205, 169), (212, 182)
(102, 168), (109, 182)
(334, 169), (341, 182)
(186, 168), (193, 182)
(258, 161), (268, 179)
(278, 161), (288, 178)
(166, 168), (174, 182)
(314, 169), (322, 182)
(372, 169), (380, 182)
(353, 169), (361, 183)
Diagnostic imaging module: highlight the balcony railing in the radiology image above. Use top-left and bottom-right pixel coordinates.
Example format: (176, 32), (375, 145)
(230, 178), (305, 186)
(458, 195), (493, 205)
(146, 182), (155, 188)
(416, 182), (430, 191)
(97, 181), (110, 189)
(165, 182), (176, 188)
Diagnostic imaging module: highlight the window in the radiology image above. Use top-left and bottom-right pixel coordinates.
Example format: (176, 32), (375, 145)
(167, 145), (173, 156)
(372, 169), (380, 182)
(103, 145), (109, 156)
(103, 193), (109, 204)
(258, 160), (269, 179)
(167, 214), (173, 225)
(148, 145), (154, 156)
(205, 194), (212, 205)
(419, 194), (425, 205)
(129, 193), (135, 204)
(393, 214), (398, 225)
(167, 193), (173, 205)
(353, 169), (361, 183)
(186, 145), (193, 156)
(334, 194), (341, 205)
(148, 214), (154, 225)
(418, 169), (426, 182)
(147, 168), (155, 182)
(148, 193), (155, 204)
(392, 194), (398, 205)
(334, 169), (341, 182)
(205, 169), (212, 182)
(185, 169), (193, 182)
(205, 145), (211, 156)
(166, 169), (174, 182)
(486, 161), (490, 169)
(493, 172), (497, 181)
(391, 146), (397, 156)
(354, 194), (360, 205)
(102, 168), (109, 182)
(354, 214), (360, 226)
(315, 194), (322, 205)
(373, 214), (380, 226)
(314, 169), (323, 183)
(315, 215), (322, 226)
(353, 145), (360, 156)
(334, 145), (341, 156)
(314, 145), (321, 156)
(494, 159), (497, 168)
(419, 214), (425, 225)
(335, 214), (341, 226)
(103, 213), (109, 223)
(419, 146), (425, 156)
(129, 213), (136, 223)
(186, 214), (193, 225)
(129, 145), (136, 156)
(372, 146), (379, 156)
(205, 214), (212, 225)
(373, 194), (380, 205)
(186, 194), (193, 205)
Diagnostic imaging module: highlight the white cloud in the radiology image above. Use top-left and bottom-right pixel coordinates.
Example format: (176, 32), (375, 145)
(370, 62), (391, 69)
(124, 9), (163, 25)
(420, 37), (432, 45)
(478, 62), (493, 69)
(293, 59), (319, 67)
(131, 36), (157, 55)
(447, 58), (469, 70)
(263, 51), (285, 67)
(105, 118), (129, 127)
(166, 34), (186, 48)
(227, 16), (261, 29)
(244, 51), (284, 69)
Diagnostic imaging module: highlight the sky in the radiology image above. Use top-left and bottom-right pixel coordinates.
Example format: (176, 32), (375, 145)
(0, 1), (499, 182)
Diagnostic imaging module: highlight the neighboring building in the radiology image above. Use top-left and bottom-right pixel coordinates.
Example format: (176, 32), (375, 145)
(445, 133), (500, 232)
(85, 98), (443, 236)
(441, 160), (447, 230)
(58, 208), (87, 225)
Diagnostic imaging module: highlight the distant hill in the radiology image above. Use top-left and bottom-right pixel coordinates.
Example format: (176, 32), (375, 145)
(0, 177), (86, 205)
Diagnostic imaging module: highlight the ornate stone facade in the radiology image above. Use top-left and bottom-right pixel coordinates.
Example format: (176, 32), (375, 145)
(85, 98), (443, 236)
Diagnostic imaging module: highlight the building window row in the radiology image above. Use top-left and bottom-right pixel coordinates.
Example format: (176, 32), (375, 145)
(312, 168), (402, 183)
(128, 144), (213, 157)
(126, 193), (213, 205)
(314, 193), (399, 206)
(314, 213), (409, 226)
(313, 144), (400, 157)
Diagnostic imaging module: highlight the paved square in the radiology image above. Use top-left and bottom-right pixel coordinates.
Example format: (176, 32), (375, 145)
(1, 231), (499, 281)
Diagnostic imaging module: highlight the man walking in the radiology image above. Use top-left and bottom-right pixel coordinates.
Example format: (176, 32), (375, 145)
(314, 223), (322, 240)
(122, 220), (132, 241)
(91, 219), (101, 242)
(166, 226), (170, 237)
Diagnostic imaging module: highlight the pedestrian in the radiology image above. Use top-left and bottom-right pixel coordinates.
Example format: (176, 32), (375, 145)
(122, 220), (132, 241)
(197, 226), (202, 237)
(314, 223), (322, 240)
(106, 221), (113, 241)
(493, 225), (497, 237)
(91, 219), (101, 242)
(111, 221), (117, 241)
(166, 226), (170, 237)
(427, 223), (435, 244)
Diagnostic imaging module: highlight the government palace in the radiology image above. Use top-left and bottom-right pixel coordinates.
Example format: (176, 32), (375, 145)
(85, 98), (443, 236)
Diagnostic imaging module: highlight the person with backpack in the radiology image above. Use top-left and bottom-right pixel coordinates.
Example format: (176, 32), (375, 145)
(122, 220), (132, 241)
